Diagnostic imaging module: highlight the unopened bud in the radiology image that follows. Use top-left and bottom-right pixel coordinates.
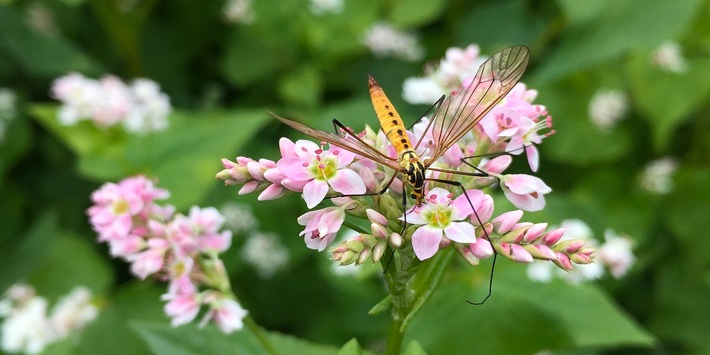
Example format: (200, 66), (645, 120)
(372, 242), (386, 263)
(389, 232), (403, 249)
(357, 248), (371, 265)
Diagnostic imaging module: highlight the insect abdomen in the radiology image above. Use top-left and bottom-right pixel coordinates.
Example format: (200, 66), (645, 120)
(368, 75), (412, 154)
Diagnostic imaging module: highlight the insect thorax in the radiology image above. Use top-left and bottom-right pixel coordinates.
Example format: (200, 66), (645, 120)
(399, 150), (426, 205)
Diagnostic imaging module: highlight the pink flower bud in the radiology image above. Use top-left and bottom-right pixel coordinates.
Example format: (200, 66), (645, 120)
(492, 210), (523, 233)
(483, 155), (512, 174)
(523, 223), (547, 243)
(509, 244), (533, 263)
(389, 232), (403, 248)
(555, 252), (573, 271)
(542, 228), (565, 245)
(366, 209), (388, 226)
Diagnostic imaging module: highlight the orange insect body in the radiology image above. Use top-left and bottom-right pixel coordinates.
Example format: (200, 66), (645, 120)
(368, 75), (427, 205)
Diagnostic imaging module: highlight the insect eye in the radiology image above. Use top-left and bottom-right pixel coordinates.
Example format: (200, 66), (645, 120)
(410, 193), (417, 199)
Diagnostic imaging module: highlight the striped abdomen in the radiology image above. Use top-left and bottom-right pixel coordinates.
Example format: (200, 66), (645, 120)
(368, 75), (413, 154)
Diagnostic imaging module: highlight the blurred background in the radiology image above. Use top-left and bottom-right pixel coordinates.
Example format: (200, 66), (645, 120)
(1, 0), (709, 354)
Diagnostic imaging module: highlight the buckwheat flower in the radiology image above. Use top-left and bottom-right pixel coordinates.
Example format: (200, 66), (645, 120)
(223, 0), (255, 24)
(220, 202), (258, 233)
(201, 293), (248, 334)
(402, 77), (446, 104)
(1, 296), (53, 354)
(598, 229), (635, 278)
(51, 73), (103, 126)
(640, 156), (678, 194)
(242, 232), (290, 278)
(496, 174), (551, 212)
(438, 44), (484, 85)
(506, 115), (554, 172)
(588, 89), (629, 131)
(297, 206), (346, 251)
(162, 282), (201, 327)
(0, 88), (17, 122)
(277, 140), (366, 208)
(123, 78), (171, 133)
(651, 40), (688, 73)
(48, 287), (97, 339)
(408, 187), (479, 260)
(91, 75), (134, 127)
(309, 0), (344, 15)
(24, 2), (58, 36)
(362, 22), (424, 62)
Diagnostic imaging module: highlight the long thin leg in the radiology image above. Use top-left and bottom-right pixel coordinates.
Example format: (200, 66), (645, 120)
(424, 177), (497, 305)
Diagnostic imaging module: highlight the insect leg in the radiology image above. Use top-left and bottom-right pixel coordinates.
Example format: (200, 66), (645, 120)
(424, 177), (497, 305)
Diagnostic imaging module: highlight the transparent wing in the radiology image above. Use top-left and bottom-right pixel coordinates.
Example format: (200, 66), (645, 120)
(269, 112), (400, 170)
(426, 45), (530, 165)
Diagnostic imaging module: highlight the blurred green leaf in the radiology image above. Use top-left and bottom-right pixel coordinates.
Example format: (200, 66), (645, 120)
(336, 338), (364, 355)
(629, 55), (710, 151)
(403, 340), (428, 355)
(0, 213), (57, 292)
(79, 282), (165, 355)
(535, 0), (702, 82)
(555, 0), (612, 25)
(389, 0), (448, 29)
(0, 113), (32, 179)
(665, 168), (710, 269)
(30, 104), (270, 209)
(29, 231), (114, 301)
(0, 5), (100, 77)
(405, 264), (655, 353)
(132, 321), (339, 355)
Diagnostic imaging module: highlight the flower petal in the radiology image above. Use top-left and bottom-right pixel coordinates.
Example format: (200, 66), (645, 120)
(329, 169), (366, 195)
(443, 221), (476, 243)
(303, 180), (329, 208)
(412, 226), (443, 260)
(277, 156), (312, 181)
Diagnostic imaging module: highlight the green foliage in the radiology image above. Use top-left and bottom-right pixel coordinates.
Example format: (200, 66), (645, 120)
(1, 0), (709, 353)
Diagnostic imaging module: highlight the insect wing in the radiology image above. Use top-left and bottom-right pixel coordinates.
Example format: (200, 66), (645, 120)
(426, 45), (530, 164)
(269, 112), (400, 170)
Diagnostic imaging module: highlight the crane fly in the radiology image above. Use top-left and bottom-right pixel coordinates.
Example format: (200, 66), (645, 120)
(269, 45), (529, 214)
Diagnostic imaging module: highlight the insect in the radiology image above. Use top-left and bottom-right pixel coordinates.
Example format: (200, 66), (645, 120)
(269, 45), (529, 212)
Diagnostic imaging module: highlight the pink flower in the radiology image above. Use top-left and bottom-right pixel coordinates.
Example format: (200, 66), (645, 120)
(408, 187), (479, 260)
(277, 140), (366, 208)
(297, 207), (345, 251)
(188, 206), (233, 253)
(598, 229), (634, 278)
(162, 283), (201, 327)
(201, 294), (248, 334)
(497, 174), (551, 212)
(128, 238), (170, 279)
(506, 115), (553, 172)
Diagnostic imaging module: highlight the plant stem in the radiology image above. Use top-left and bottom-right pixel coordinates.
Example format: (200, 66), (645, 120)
(382, 245), (419, 355)
(244, 316), (279, 355)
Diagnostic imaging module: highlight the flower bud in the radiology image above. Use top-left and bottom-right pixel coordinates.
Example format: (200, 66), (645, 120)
(372, 242), (386, 263)
(389, 232), (403, 249)
(524, 244), (556, 260)
(542, 228), (565, 245)
(356, 248), (371, 265)
(523, 223), (547, 243)
(379, 193), (403, 221)
(366, 209), (388, 226)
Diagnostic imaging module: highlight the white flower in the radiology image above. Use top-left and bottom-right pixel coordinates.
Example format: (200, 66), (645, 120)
(1, 297), (54, 354)
(220, 202), (258, 233)
(651, 40), (688, 74)
(0, 88), (17, 122)
(362, 22), (424, 62)
(598, 229), (634, 278)
(402, 77), (446, 105)
(241, 232), (290, 278)
(640, 157), (678, 194)
(526, 261), (554, 283)
(588, 89), (629, 131)
(309, 0), (344, 15)
(223, 0), (255, 24)
(123, 78), (171, 134)
(49, 287), (98, 338)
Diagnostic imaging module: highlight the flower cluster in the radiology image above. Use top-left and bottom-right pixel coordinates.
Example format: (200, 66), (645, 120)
(588, 89), (629, 131)
(51, 73), (171, 133)
(651, 40), (688, 74)
(527, 220), (635, 284)
(218, 45), (594, 274)
(362, 22), (425, 62)
(0, 285), (97, 354)
(87, 175), (247, 334)
(223, 0), (255, 24)
(639, 156), (678, 195)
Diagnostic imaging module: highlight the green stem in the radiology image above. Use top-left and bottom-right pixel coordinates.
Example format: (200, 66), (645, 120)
(244, 316), (279, 355)
(382, 245), (419, 355)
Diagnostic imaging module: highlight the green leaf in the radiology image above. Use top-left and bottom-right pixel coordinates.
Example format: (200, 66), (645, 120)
(0, 213), (58, 292)
(0, 112), (32, 179)
(555, 0), (613, 25)
(535, 0), (702, 82)
(403, 248), (453, 331)
(405, 265), (655, 353)
(336, 338), (364, 355)
(132, 321), (339, 355)
(29, 231), (114, 301)
(629, 55), (710, 151)
(389, 0), (448, 29)
(30, 104), (271, 209)
(403, 340), (428, 355)
(0, 6), (100, 77)
(79, 282), (166, 355)
(665, 168), (710, 269)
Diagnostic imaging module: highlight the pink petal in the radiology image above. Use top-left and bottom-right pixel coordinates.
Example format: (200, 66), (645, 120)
(277, 157), (312, 181)
(329, 169), (366, 195)
(426, 187), (452, 205)
(451, 190), (483, 220)
(411, 226), (443, 260)
(443, 221), (476, 243)
(294, 140), (319, 160)
(405, 205), (430, 225)
(502, 187), (546, 212)
(279, 137), (296, 158)
(333, 148), (356, 167)
(526, 145), (539, 172)
(303, 180), (329, 208)
(258, 184), (284, 200)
